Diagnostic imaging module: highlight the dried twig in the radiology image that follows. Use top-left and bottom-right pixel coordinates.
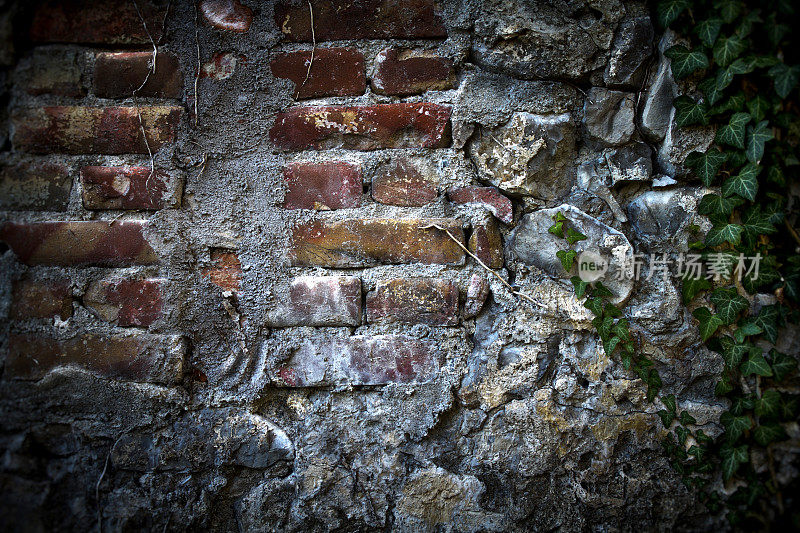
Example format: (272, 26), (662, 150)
(95, 434), (125, 533)
(421, 223), (547, 309)
(295, 0), (316, 99)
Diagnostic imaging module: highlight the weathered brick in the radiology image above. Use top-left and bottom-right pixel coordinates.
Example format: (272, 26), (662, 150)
(371, 158), (437, 207)
(372, 49), (455, 96)
(276, 335), (439, 387)
(12, 106), (182, 155)
(366, 278), (458, 326)
(275, 0), (446, 41)
(447, 186), (513, 225)
(290, 218), (465, 267)
(469, 219), (503, 269)
(266, 276), (361, 327)
(5, 333), (185, 384)
(0, 161), (71, 211)
(283, 161), (362, 210)
(201, 250), (241, 293)
(270, 48), (365, 99)
(80, 166), (180, 210)
(0, 221), (157, 266)
(94, 52), (182, 98)
(84, 279), (164, 327)
(269, 103), (451, 151)
(200, 52), (241, 80)
(199, 0), (253, 32)
(10, 278), (72, 320)
(463, 274), (489, 319)
(30, 0), (166, 44)
(17, 48), (85, 97)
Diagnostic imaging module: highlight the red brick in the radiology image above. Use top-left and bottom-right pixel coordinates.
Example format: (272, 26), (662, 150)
(12, 106), (182, 155)
(84, 279), (164, 327)
(94, 52), (183, 99)
(366, 278), (458, 326)
(269, 103), (451, 151)
(447, 186), (514, 225)
(469, 219), (503, 269)
(80, 166), (180, 210)
(371, 158), (437, 207)
(275, 0), (446, 41)
(270, 48), (366, 99)
(463, 274), (489, 319)
(276, 335), (439, 387)
(19, 49), (85, 97)
(5, 333), (185, 384)
(372, 49), (455, 96)
(201, 250), (241, 293)
(0, 161), (71, 211)
(200, 0), (253, 32)
(266, 276), (361, 327)
(10, 278), (72, 320)
(30, 0), (166, 44)
(0, 221), (157, 266)
(283, 161), (362, 210)
(290, 218), (465, 267)
(200, 52), (242, 80)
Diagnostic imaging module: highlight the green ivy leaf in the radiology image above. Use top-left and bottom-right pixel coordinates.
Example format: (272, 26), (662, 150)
(685, 149), (727, 186)
(699, 77), (724, 106)
(548, 221), (564, 238)
(594, 315), (614, 341)
(766, 14), (790, 46)
(721, 162), (760, 201)
(768, 63), (800, 98)
(657, 0), (690, 27)
(714, 0), (743, 23)
(696, 17), (723, 47)
(780, 395), (799, 420)
(754, 423), (787, 446)
(592, 282), (614, 299)
(770, 350), (798, 382)
(748, 306), (779, 344)
(741, 204), (777, 247)
(713, 34), (747, 67)
(747, 95), (770, 122)
(745, 120), (774, 163)
(603, 335), (621, 357)
(658, 409), (675, 428)
(673, 96), (709, 128)
(570, 276), (589, 298)
(719, 336), (749, 369)
(604, 303), (621, 318)
(734, 321), (761, 343)
(706, 222), (743, 247)
(556, 249), (577, 272)
(716, 375), (735, 395)
(710, 287), (748, 325)
(741, 348), (774, 377)
(735, 9), (762, 37)
(721, 411), (752, 442)
(716, 112), (752, 149)
(662, 394), (677, 414)
(584, 296), (603, 316)
(698, 193), (743, 216)
(720, 443), (749, 479)
(730, 395), (755, 416)
(665, 45), (710, 79)
(565, 227), (587, 246)
(755, 389), (781, 419)
(675, 425), (689, 444)
(693, 307), (723, 341)
(679, 411), (697, 425)
(681, 274), (711, 304)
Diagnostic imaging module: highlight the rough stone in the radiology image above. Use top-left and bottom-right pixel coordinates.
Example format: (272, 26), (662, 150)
(605, 142), (653, 184)
(200, 52), (241, 80)
(626, 188), (702, 251)
(604, 15), (654, 87)
(584, 87), (636, 146)
(463, 274), (489, 319)
(199, 0), (253, 32)
(640, 31), (679, 142)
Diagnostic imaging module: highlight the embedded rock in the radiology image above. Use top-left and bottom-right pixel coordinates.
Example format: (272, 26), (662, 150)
(604, 15), (654, 87)
(584, 87), (636, 146)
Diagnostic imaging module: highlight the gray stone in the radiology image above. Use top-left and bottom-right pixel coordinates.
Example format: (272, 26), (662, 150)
(627, 188), (702, 250)
(640, 31), (679, 142)
(604, 15), (655, 87)
(605, 141), (653, 184)
(584, 88), (636, 145)
(577, 159), (628, 222)
(507, 204), (635, 304)
(468, 111), (576, 199)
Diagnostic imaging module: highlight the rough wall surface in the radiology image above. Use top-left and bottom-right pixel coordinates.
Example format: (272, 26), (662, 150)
(0, 1), (792, 531)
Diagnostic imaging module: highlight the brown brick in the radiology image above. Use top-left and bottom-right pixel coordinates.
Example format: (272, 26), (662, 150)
(5, 333), (185, 384)
(266, 276), (361, 327)
(290, 218), (465, 267)
(81, 166), (180, 210)
(447, 186), (513, 225)
(0, 221), (157, 266)
(30, 0), (166, 44)
(201, 250), (241, 293)
(200, 52), (242, 80)
(276, 335), (440, 387)
(199, 0), (253, 32)
(270, 48), (366, 99)
(371, 158), (437, 207)
(84, 279), (164, 327)
(366, 278), (458, 326)
(12, 106), (182, 155)
(283, 161), (362, 210)
(269, 103), (451, 151)
(94, 52), (183, 99)
(0, 161), (71, 211)
(469, 219), (503, 269)
(10, 278), (72, 320)
(463, 274), (489, 319)
(372, 49), (455, 96)
(275, 0), (446, 41)
(18, 49), (85, 97)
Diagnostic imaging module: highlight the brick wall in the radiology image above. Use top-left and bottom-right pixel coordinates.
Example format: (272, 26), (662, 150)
(0, 1), (784, 531)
